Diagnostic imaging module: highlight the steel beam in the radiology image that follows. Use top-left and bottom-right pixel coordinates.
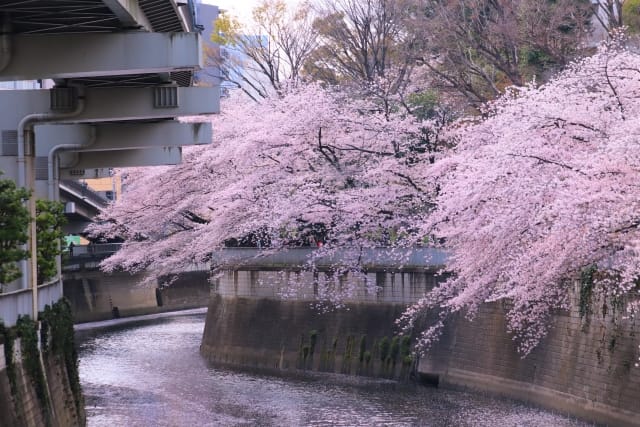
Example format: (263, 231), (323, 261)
(59, 146), (182, 170)
(0, 86), (220, 128)
(102, 0), (154, 31)
(58, 168), (113, 181)
(0, 32), (202, 81)
(34, 122), (211, 155)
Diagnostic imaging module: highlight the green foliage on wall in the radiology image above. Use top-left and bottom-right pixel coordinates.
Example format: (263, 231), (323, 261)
(36, 200), (66, 284)
(400, 335), (413, 366)
(358, 335), (366, 363)
(379, 336), (390, 363)
(0, 300), (81, 425)
(309, 330), (318, 356)
(390, 336), (400, 365)
(16, 316), (50, 425)
(364, 350), (371, 365)
(41, 299), (82, 415)
(0, 177), (30, 289)
(579, 265), (597, 321)
(0, 322), (18, 407)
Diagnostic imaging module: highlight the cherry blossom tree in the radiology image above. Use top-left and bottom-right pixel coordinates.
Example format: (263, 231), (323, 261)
(398, 40), (640, 355)
(89, 84), (438, 290)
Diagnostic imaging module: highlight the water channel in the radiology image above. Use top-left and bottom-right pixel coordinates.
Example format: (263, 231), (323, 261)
(75, 310), (593, 427)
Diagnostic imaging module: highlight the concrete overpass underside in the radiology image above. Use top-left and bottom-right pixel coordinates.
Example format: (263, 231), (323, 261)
(0, 0), (220, 316)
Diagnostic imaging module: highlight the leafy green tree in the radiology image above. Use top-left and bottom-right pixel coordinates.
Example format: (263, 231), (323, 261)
(418, 0), (593, 108)
(0, 176), (30, 289)
(405, 90), (440, 121)
(36, 200), (66, 284)
(623, 0), (640, 33)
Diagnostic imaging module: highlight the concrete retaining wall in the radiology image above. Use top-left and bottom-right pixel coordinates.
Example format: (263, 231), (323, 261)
(201, 294), (413, 379)
(201, 270), (438, 378)
(63, 270), (211, 323)
(201, 269), (640, 426)
(0, 340), (85, 427)
(419, 285), (640, 427)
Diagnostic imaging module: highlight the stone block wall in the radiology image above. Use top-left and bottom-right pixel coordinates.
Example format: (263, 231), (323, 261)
(419, 283), (640, 427)
(0, 340), (85, 427)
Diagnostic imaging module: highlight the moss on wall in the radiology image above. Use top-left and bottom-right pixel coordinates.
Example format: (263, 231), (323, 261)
(201, 295), (413, 381)
(42, 298), (84, 418)
(0, 299), (86, 427)
(417, 286), (640, 427)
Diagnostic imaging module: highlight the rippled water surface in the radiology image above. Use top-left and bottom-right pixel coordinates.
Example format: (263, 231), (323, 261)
(76, 311), (592, 427)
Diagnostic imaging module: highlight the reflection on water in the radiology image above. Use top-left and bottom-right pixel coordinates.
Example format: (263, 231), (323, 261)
(76, 312), (592, 427)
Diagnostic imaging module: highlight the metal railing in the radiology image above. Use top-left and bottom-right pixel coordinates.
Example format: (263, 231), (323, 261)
(211, 269), (442, 305)
(63, 245), (447, 272)
(69, 243), (122, 257)
(0, 278), (62, 327)
(60, 180), (110, 208)
(63, 244), (211, 273)
(211, 247), (447, 270)
(63, 245), (446, 268)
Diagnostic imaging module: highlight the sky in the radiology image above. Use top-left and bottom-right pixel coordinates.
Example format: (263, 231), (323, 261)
(201, 0), (300, 25)
(201, 0), (264, 24)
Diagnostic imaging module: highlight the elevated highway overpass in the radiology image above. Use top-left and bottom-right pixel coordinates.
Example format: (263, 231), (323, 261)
(0, 0), (220, 322)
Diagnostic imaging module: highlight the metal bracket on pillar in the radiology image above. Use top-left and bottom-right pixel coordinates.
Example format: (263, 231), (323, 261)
(50, 87), (77, 112)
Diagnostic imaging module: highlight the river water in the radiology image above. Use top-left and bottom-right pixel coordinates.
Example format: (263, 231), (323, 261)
(76, 310), (592, 427)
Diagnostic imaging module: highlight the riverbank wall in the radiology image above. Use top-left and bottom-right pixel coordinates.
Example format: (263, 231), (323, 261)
(202, 294), (415, 379)
(63, 270), (211, 323)
(418, 284), (640, 427)
(0, 300), (85, 426)
(201, 264), (640, 426)
(201, 268), (442, 380)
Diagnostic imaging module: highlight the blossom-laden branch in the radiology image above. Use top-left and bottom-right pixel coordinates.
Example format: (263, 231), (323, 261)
(89, 84), (441, 286)
(399, 45), (640, 356)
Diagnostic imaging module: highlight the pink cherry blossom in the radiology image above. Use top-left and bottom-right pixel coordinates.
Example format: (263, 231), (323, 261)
(90, 84), (438, 291)
(399, 41), (640, 355)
